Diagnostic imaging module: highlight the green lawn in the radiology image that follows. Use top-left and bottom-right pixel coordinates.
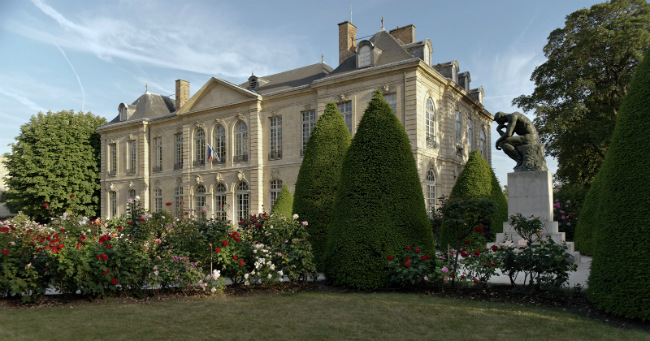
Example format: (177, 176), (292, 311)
(1, 292), (646, 341)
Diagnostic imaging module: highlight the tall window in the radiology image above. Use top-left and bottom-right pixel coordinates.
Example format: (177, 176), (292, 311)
(153, 137), (162, 172)
(384, 93), (397, 115)
(110, 191), (117, 218)
(467, 118), (474, 152)
(128, 140), (136, 174)
(337, 101), (352, 133)
(175, 186), (184, 212)
(174, 133), (183, 169)
(214, 125), (226, 163)
(236, 181), (249, 222)
(129, 189), (136, 200)
(234, 121), (248, 162)
(426, 168), (437, 213)
(194, 128), (205, 166)
(269, 117), (282, 160)
(154, 188), (162, 212)
(480, 129), (487, 158)
(270, 179), (282, 208)
(426, 99), (436, 147)
(109, 143), (117, 175)
(195, 185), (206, 219)
(215, 183), (227, 220)
(455, 111), (462, 145)
(301, 110), (316, 156)
(358, 45), (371, 68)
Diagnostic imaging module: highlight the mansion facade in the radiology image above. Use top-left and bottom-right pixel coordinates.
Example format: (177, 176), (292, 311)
(97, 21), (493, 221)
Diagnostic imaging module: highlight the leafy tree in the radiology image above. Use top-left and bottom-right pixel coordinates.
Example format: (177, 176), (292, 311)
(439, 151), (508, 250)
(325, 90), (434, 290)
(585, 48), (649, 321)
(2, 110), (106, 222)
(513, 0), (650, 186)
(292, 103), (351, 270)
(270, 184), (293, 218)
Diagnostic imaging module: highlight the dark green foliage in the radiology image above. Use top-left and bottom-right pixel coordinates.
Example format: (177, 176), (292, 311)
(271, 185), (293, 218)
(324, 90), (434, 290)
(2, 110), (106, 222)
(293, 103), (351, 270)
(552, 184), (588, 241)
(513, 0), (650, 186)
(586, 49), (650, 321)
(439, 151), (507, 250)
(573, 182), (601, 255)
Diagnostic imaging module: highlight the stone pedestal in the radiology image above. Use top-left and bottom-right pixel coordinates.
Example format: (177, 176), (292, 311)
(495, 170), (579, 262)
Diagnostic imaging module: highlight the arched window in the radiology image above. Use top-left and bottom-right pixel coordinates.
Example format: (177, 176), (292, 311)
(215, 183), (227, 220)
(154, 188), (162, 212)
(236, 181), (249, 222)
(214, 125), (226, 163)
(234, 121), (248, 162)
(455, 111), (462, 145)
(426, 98), (436, 147)
(270, 179), (282, 208)
(175, 186), (184, 212)
(195, 185), (206, 219)
(426, 168), (437, 212)
(358, 45), (371, 68)
(194, 128), (205, 166)
(467, 117), (474, 152)
(480, 129), (487, 158)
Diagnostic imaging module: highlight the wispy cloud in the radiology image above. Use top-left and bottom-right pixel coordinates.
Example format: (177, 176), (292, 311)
(17, 0), (300, 79)
(54, 43), (85, 112)
(0, 87), (47, 114)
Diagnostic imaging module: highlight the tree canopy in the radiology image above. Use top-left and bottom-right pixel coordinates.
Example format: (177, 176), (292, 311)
(513, 0), (650, 186)
(292, 103), (350, 270)
(2, 110), (106, 221)
(325, 90), (433, 290)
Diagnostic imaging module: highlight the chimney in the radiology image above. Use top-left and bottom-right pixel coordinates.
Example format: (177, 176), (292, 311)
(458, 72), (471, 92)
(175, 79), (189, 110)
(338, 21), (357, 65)
(389, 24), (415, 44)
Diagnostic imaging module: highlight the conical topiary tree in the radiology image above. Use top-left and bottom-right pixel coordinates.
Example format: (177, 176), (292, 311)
(585, 49), (650, 321)
(438, 151), (508, 251)
(573, 180), (602, 256)
(270, 184), (293, 218)
(324, 90), (434, 290)
(293, 103), (351, 270)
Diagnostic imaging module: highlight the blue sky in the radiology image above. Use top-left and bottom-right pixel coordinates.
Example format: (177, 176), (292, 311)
(0, 0), (603, 186)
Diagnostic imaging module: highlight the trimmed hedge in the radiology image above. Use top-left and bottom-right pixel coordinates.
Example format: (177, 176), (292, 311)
(586, 49), (650, 321)
(573, 180), (601, 256)
(292, 103), (351, 270)
(324, 90), (434, 290)
(270, 185), (293, 218)
(439, 151), (508, 250)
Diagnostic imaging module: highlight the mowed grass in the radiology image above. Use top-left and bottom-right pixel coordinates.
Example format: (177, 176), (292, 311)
(1, 291), (647, 341)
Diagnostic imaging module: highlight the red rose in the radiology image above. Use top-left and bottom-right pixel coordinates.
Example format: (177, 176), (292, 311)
(52, 247), (58, 253)
(215, 247), (221, 253)
(491, 245), (498, 252)
(406, 256), (412, 260)
(139, 218), (145, 222)
(403, 262), (410, 268)
(103, 269), (109, 275)
(406, 245), (412, 250)
(464, 240), (470, 245)
(106, 245), (112, 249)
(96, 255), (101, 260)
(60, 229), (66, 233)
(473, 278), (478, 283)
(2, 249), (8, 255)
(222, 240), (228, 246)
(70, 194), (75, 198)
(415, 248), (421, 253)
(387, 255), (394, 261)
(117, 226), (123, 231)
(239, 260), (245, 266)
(180, 201), (184, 206)
(58, 243), (64, 249)
(166, 202), (172, 206)
(475, 226), (484, 233)
(111, 278), (119, 285)
(421, 255), (427, 260)
(76, 244), (81, 249)
(102, 254), (108, 261)
(42, 203), (49, 208)
(233, 255), (238, 260)
(474, 250), (481, 256)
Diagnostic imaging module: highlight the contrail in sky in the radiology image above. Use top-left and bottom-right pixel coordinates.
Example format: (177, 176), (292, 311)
(55, 43), (85, 112)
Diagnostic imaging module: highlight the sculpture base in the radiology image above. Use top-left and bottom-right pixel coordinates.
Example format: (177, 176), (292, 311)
(514, 144), (548, 172)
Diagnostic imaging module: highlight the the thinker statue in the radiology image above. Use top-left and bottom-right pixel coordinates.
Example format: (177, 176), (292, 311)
(494, 111), (547, 172)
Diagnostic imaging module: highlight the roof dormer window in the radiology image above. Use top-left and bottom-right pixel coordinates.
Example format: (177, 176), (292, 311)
(119, 104), (127, 121)
(357, 41), (379, 69)
(359, 45), (371, 68)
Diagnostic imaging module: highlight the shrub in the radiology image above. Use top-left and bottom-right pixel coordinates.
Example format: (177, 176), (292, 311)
(438, 151), (507, 250)
(553, 184), (588, 241)
(325, 90), (434, 290)
(271, 185), (293, 218)
(386, 246), (440, 289)
(293, 103), (351, 270)
(586, 49), (650, 321)
(573, 180), (602, 256)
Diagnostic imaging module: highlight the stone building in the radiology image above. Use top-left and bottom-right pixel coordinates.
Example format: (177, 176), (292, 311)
(97, 21), (493, 221)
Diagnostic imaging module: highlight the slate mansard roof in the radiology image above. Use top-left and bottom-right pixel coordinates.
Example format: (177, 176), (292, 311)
(109, 91), (176, 124)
